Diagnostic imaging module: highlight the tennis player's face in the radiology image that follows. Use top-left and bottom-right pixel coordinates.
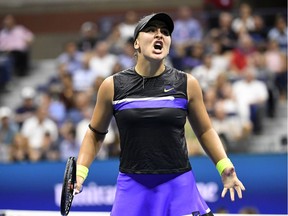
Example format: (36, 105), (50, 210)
(135, 20), (171, 60)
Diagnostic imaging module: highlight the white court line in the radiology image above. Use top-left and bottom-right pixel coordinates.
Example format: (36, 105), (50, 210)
(0, 210), (287, 216)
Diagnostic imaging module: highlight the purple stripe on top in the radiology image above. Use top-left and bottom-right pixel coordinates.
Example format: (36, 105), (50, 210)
(113, 98), (188, 111)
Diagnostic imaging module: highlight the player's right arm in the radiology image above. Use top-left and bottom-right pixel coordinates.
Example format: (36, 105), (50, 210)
(75, 76), (114, 193)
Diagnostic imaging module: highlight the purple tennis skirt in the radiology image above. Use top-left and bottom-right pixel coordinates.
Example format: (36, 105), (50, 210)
(110, 170), (211, 216)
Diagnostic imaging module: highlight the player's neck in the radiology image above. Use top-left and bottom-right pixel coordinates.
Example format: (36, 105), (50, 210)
(135, 60), (165, 77)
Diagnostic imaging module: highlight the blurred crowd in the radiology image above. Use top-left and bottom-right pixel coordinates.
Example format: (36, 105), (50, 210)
(0, 3), (287, 163)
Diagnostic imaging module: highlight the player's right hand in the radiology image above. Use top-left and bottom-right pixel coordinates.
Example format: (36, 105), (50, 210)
(74, 176), (84, 195)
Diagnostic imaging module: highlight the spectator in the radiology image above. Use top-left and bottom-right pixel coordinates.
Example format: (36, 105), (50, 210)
(232, 67), (269, 134)
(211, 100), (251, 152)
(181, 42), (204, 72)
(190, 53), (223, 93)
(171, 6), (203, 65)
(206, 11), (238, 52)
(59, 121), (80, 161)
(56, 41), (83, 75)
(0, 14), (34, 77)
(210, 39), (230, 73)
(89, 40), (118, 79)
(77, 21), (100, 52)
(118, 10), (138, 41)
(14, 86), (37, 129)
(9, 133), (31, 162)
(0, 106), (18, 162)
(117, 37), (136, 69)
(41, 90), (66, 127)
(229, 33), (258, 79)
(231, 3), (255, 35)
(65, 91), (93, 125)
(268, 15), (288, 54)
(249, 14), (268, 49)
(203, 87), (217, 116)
(0, 49), (13, 92)
(263, 40), (287, 101)
(20, 105), (59, 159)
(106, 24), (126, 55)
(72, 53), (96, 92)
(172, 6), (203, 46)
(203, 0), (234, 29)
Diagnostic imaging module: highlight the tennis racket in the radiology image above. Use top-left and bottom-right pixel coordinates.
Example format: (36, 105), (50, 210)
(60, 156), (76, 216)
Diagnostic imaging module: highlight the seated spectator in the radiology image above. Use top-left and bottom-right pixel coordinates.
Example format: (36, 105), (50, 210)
(77, 21), (100, 52)
(231, 3), (255, 35)
(0, 106), (18, 162)
(0, 14), (34, 77)
(205, 11), (238, 52)
(65, 91), (93, 125)
(20, 105), (59, 158)
(228, 33), (258, 80)
(210, 39), (230, 73)
(40, 131), (60, 161)
(40, 90), (66, 127)
(268, 15), (288, 54)
(171, 6), (203, 67)
(14, 86), (37, 129)
(249, 14), (269, 49)
(264, 40), (287, 101)
(117, 37), (136, 69)
(9, 133), (31, 162)
(56, 41), (83, 75)
(59, 121), (80, 161)
(190, 53), (223, 93)
(212, 81), (252, 152)
(89, 40), (118, 79)
(118, 10), (138, 41)
(232, 67), (269, 134)
(106, 24), (126, 55)
(203, 87), (217, 116)
(181, 42), (204, 72)
(0, 50), (13, 92)
(72, 53), (96, 92)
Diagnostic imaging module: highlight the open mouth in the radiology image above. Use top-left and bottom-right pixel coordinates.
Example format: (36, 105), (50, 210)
(154, 41), (163, 50)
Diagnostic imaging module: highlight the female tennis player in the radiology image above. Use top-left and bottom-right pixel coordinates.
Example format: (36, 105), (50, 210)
(75, 12), (245, 216)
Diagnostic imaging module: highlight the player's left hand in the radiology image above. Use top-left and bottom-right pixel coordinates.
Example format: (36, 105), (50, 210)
(221, 167), (245, 201)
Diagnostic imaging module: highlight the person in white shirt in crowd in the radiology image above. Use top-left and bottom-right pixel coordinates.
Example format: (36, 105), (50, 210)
(232, 66), (268, 134)
(118, 10), (138, 41)
(231, 3), (255, 35)
(20, 105), (59, 160)
(190, 53), (223, 93)
(89, 40), (118, 79)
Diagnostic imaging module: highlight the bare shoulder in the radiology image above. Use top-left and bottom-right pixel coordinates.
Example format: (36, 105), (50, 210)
(186, 73), (202, 99)
(97, 76), (114, 101)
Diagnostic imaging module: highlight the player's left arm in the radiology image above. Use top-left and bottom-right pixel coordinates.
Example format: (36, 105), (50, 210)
(186, 73), (245, 201)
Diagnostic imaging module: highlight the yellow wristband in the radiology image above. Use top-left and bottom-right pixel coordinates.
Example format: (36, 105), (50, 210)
(216, 158), (234, 175)
(76, 164), (89, 180)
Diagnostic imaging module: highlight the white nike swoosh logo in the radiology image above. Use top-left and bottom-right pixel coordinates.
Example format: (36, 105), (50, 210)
(164, 87), (174, 92)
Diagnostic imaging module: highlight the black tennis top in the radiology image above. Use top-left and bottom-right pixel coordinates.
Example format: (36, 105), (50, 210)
(113, 66), (192, 174)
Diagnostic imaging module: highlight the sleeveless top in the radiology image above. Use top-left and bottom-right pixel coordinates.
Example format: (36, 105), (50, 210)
(113, 66), (192, 174)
